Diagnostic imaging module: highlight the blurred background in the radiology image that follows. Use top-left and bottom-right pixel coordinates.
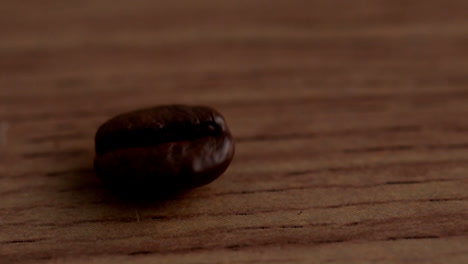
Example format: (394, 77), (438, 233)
(3, 0), (467, 114)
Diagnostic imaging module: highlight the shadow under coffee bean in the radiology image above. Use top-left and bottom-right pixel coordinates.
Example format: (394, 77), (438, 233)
(94, 105), (235, 199)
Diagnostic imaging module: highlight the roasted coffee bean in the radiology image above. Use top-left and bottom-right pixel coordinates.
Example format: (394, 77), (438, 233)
(94, 105), (235, 197)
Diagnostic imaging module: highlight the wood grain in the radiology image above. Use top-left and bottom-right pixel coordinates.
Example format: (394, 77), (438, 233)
(1, 0), (468, 263)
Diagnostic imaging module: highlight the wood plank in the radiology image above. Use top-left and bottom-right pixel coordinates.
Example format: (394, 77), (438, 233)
(1, 0), (468, 263)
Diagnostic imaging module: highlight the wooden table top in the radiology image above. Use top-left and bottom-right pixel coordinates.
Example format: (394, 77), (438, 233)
(1, 1), (468, 263)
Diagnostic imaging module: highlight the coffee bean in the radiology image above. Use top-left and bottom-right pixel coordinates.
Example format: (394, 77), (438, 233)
(94, 105), (235, 198)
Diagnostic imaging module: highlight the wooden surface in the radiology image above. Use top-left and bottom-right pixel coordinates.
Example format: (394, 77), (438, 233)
(1, 0), (468, 263)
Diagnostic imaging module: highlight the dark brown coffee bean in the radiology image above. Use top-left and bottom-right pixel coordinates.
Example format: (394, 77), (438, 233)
(94, 105), (234, 197)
